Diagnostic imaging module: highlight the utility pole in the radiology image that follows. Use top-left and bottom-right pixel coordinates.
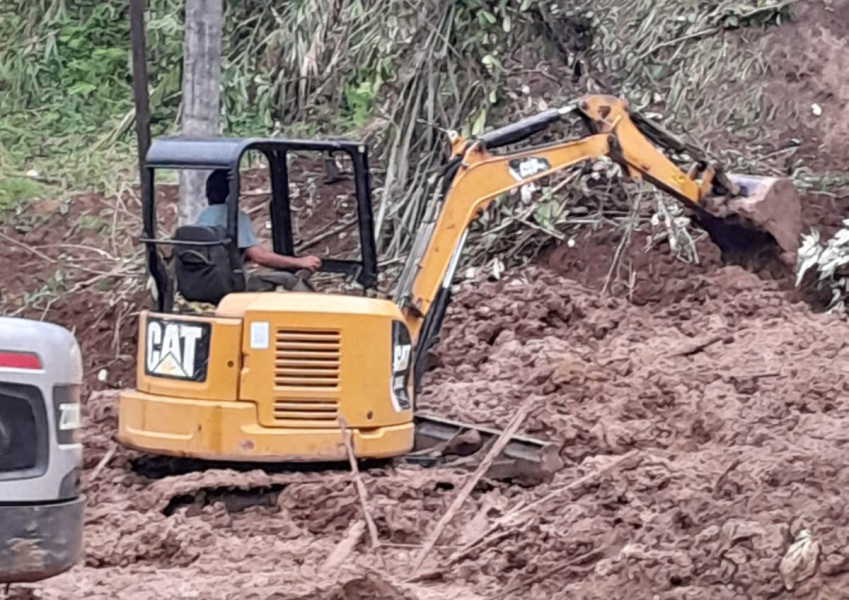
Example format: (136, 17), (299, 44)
(130, 0), (172, 308)
(178, 0), (222, 226)
(129, 0), (151, 197)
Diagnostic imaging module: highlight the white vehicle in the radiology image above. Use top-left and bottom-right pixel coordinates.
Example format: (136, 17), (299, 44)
(0, 317), (83, 583)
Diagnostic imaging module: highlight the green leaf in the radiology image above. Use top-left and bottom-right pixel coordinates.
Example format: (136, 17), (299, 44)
(502, 15), (512, 32)
(472, 108), (487, 136)
(68, 82), (96, 96)
(481, 10), (497, 24)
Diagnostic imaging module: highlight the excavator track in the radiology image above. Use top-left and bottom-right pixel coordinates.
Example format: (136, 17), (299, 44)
(130, 416), (560, 485)
(406, 413), (563, 485)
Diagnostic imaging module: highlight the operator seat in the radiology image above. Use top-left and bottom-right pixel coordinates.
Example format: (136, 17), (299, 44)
(172, 226), (314, 305)
(172, 225), (246, 305)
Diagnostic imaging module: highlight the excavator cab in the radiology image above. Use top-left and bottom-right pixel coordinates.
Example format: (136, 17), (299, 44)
(120, 136), (419, 462)
(141, 137), (380, 313)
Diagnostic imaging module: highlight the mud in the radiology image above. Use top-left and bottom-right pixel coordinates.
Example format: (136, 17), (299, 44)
(6, 2), (849, 598)
(4, 252), (844, 598)
(419, 262), (849, 598)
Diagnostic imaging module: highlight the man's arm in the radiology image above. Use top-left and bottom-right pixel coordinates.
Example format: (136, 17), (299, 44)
(244, 246), (322, 272)
(236, 210), (321, 272)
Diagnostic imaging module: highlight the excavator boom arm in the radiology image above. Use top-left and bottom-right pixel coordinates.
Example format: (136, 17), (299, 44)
(400, 95), (719, 341)
(406, 133), (611, 320)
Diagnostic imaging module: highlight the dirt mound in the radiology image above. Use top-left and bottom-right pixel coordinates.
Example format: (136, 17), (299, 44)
(413, 264), (849, 597)
(761, 0), (849, 172)
(535, 228), (723, 306)
(11, 257), (847, 598)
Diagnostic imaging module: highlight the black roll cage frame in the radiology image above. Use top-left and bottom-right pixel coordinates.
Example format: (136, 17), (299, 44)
(141, 137), (380, 313)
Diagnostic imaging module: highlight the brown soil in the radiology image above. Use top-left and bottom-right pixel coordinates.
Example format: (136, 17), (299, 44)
(5, 2), (849, 598)
(761, 0), (849, 172)
(14, 255), (849, 599)
(535, 228), (724, 306)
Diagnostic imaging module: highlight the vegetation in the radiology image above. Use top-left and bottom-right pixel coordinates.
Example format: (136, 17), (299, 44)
(0, 0), (803, 266)
(797, 224), (849, 313)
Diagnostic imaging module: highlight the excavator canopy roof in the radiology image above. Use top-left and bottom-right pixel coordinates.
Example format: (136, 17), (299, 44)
(145, 137), (367, 170)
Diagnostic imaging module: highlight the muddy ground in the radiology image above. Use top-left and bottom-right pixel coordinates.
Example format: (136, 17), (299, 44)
(3, 1), (849, 598)
(8, 190), (849, 600)
(17, 248), (849, 600)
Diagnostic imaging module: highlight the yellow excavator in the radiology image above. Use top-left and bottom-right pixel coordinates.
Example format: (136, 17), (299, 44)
(118, 95), (802, 476)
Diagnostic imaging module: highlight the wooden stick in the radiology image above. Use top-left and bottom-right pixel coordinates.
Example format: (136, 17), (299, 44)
(602, 192), (642, 296)
(667, 333), (726, 358)
(88, 442), (117, 484)
(506, 450), (641, 521)
(295, 217), (357, 252)
(408, 396), (535, 577)
(339, 419), (381, 550)
(0, 232), (56, 264)
(491, 549), (605, 600)
(450, 450), (641, 564)
(319, 519), (366, 576)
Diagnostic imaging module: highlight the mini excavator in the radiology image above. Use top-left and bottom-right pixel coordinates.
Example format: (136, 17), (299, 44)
(118, 95), (802, 479)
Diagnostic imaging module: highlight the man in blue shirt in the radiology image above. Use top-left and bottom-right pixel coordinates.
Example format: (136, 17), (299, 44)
(197, 169), (322, 275)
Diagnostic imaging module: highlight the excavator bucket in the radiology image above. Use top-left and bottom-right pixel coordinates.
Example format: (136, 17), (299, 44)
(700, 173), (803, 267)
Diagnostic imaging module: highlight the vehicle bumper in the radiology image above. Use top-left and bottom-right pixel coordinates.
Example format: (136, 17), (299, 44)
(0, 496), (84, 584)
(118, 391), (414, 461)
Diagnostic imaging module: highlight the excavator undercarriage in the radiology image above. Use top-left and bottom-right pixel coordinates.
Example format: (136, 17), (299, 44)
(128, 412), (559, 485)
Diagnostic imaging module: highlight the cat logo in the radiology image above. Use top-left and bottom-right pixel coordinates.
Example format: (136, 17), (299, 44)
(393, 344), (411, 373)
(390, 322), (412, 412)
(144, 317), (211, 382)
(508, 156), (551, 181)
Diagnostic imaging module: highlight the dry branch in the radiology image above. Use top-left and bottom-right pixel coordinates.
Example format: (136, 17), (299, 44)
(339, 418), (381, 551)
(296, 217), (358, 252)
(408, 396), (535, 578)
(448, 450), (642, 566)
(0, 232), (57, 263)
(88, 442), (117, 484)
(667, 333), (727, 358)
(491, 548), (606, 600)
(320, 520), (366, 576)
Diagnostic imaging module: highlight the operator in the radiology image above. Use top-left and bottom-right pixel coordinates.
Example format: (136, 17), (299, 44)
(197, 169), (322, 290)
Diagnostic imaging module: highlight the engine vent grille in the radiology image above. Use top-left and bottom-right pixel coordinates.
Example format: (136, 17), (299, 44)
(274, 329), (341, 391)
(273, 399), (339, 423)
